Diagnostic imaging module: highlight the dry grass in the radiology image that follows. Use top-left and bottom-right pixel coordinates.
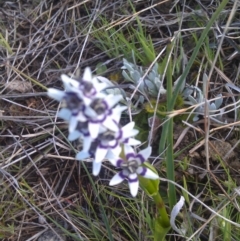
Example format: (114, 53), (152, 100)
(0, 0), (240, 240)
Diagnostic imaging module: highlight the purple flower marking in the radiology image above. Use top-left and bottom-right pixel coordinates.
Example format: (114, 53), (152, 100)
(63, 92), (85, 115)
(137, 166), (147, 176)
(126, 152), (145, 164)
(128, 175), (138, 183)
(79, 80), (97, 98)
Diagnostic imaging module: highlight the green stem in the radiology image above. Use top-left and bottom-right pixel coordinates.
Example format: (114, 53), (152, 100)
(152, 192), (170, 228)
(138, 170), (170, 228)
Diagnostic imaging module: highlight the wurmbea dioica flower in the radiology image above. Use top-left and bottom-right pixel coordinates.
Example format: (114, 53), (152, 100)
(109, 145), (159, 197)
(84, 95), (126, 139)
(93, 121), (141, 163)
(48, 83), (86, 133)
(61, 67), (108, 104)
(48, 67), (109, 131)
(76, 121), (141, 175)
(48, 66), (176, 238)
(48, 67), (159, 193)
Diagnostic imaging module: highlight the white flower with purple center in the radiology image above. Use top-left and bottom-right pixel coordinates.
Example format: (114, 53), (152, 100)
(68, 121), (90, 141)
(68, 121), (94, 152)
(84, 95), (127, 138)
(59, 92), (88, 132)
(94, 121), (141, 163)
(75, 122), (140, 175)
(48, 86), (87, 133)
(61, 67), (108, 105)
(69, 122), (107, 154)
(48, 67), (111, 134)
(109, 145), (159, 197)
(48, 68), (99, 103)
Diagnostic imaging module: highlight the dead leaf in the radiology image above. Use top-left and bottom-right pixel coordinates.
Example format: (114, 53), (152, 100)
(5, 80), (32, 93)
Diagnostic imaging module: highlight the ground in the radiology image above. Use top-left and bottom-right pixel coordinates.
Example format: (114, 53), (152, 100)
(0, 0), (240, 241)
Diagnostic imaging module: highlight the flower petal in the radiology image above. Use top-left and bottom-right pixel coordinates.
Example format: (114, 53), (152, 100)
(92, 161), (102, 176)
(121, 121), (134, 131)
(139, 146), (152, 161)
(109, 173), (124, 186)
(103, 117), (119, 132)
(69, 116), (78, 132)
(121, 122), (139, 139)
(83, 106), (96, 118)
(48, 88), (65, 101)
(104, 95), (122, 109)
(94, 82), (108, 93)
(123, 129), (139, 139)
(137, 166), (159, 179)
(96, 76), (113, 87)
(124, 145), (135, 156)
(112, 106), (127, 119)
(128, 173), (139, 197)
(108, 145), (121, 158)
(76, 151), (90, 160)
(125, 138), (141, 146)
(88, 122), (100, 139)
(58, 108), (72, 121)
(61, 74), (79, 89)
(82, 136), (93, 152)
(68, 130), (81, 141)
(82, 67), (92, 81)
(95, 147), (108, 163)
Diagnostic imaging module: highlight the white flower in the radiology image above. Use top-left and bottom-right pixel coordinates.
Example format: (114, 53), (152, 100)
(47, 88), (66, 102)
(48, 87), (88, 133)
(61, 67), (108, 105)
(94, 121), (141, 163)
(67, 121), (95, 153)
(48, 67), (112, 134)
(109, 145), (159, 197)
(75, 122), (141, 175)
(84, 95), (127, 138)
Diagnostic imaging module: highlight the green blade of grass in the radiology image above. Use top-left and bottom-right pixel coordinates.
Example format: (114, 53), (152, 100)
(170, 0), (229, 109)
(165, 42), (176, 209)
(159, 0), (229, 209)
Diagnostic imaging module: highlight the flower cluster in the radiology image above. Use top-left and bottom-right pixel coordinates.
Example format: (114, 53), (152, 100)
(48, 67), (159, 196)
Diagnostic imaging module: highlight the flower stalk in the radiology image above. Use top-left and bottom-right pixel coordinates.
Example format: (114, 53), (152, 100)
(138, 163), (170, 238)
(152, 192), (170, 228)
(47, 67), (182, 240)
